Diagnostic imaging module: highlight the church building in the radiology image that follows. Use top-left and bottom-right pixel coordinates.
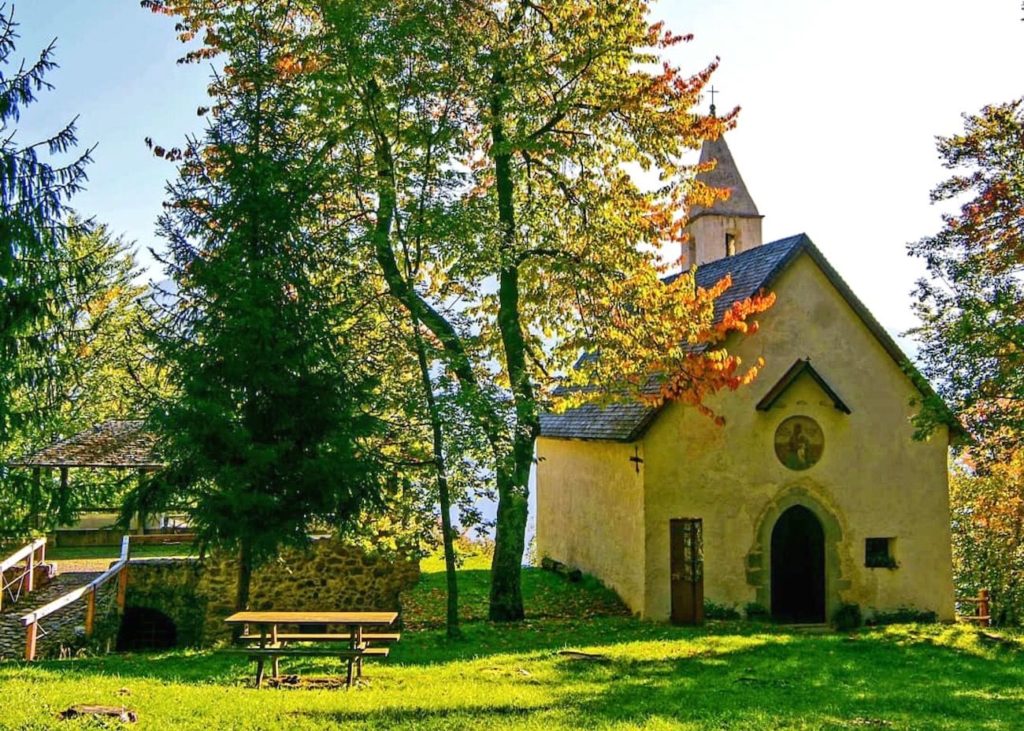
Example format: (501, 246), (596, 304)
(536, 134), (956, 624)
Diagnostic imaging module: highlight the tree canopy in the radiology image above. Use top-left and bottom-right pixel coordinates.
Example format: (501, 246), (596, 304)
(909, 98), (1023, 458)
(144, 0), (773, 620)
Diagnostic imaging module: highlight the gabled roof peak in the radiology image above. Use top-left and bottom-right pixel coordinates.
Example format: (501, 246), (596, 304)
(756, 359), (852, 414)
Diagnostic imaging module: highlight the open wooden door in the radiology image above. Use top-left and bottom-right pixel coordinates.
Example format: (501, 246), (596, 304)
(670, 518), (704, 625)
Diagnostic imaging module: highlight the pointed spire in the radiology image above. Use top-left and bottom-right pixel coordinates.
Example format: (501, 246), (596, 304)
(689, 134), (761, 220)
(682, 131), (764, 267)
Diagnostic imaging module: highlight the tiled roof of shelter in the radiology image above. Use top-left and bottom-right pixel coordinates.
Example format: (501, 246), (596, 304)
(8, 419), (163, 469)
(540, 234), (958, 442)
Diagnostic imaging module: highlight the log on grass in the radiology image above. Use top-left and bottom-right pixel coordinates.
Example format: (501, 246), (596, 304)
(59, 705), (137, 723)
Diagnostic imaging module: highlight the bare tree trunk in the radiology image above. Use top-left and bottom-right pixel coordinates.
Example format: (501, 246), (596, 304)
(410, 314), (462, 638)
(486, 68), (537, 622)
(369, 116), (528, 622)
(234, 538), (253, 640)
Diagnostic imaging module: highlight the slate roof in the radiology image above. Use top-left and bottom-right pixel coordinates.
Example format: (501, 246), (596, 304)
(540, 233), (957, 441)
(688, 135), (761, 220)
(540, 402), (661, 443)
(8, 419), (163, 469)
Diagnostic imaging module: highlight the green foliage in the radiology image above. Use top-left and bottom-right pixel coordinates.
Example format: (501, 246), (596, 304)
(143, 4), (389, 602)
(744, 602), (770, 621)
(867, 608), (938, 627)
(909, 98), (1024, 454)
(0, 222), (147, 537)
(703, 600), (741, 620)
(0, 6), (125, 539)
(949, 453), (1024, 626)
(152, 0), (769, 623)
(0, 5), (93, 446)
(832, 603), (863, 632)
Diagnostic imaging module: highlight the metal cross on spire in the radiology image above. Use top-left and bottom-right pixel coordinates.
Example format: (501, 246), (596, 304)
(708, 86), (719, 117)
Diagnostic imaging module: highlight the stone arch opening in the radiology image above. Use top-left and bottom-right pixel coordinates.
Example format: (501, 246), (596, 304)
(771, 505), (825, 622)
(116, 607), (178, 651)
(747, 485), (846, 623)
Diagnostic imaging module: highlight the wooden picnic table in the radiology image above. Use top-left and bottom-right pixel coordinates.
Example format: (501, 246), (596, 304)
(224, 611), (400, 688)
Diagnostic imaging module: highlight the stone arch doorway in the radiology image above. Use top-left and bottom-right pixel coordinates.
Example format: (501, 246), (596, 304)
(116, 607), (178, 651)
(770, 505), (826, 623)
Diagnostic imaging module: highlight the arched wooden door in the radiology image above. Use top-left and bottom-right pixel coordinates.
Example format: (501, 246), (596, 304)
(770, 505), (825, 623)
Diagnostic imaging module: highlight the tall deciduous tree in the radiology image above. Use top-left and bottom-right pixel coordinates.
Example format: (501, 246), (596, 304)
(336, 0), (771, 620)
(142, 2), (388, 611)
(909, 98), (1024, 457)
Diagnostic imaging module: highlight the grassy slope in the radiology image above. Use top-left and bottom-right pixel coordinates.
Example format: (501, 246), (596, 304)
(0, 553), (1021, 730)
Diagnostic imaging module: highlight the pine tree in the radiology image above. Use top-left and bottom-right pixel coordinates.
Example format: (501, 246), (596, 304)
(0, 5), (92, 444)
(145, 3), (388, 610)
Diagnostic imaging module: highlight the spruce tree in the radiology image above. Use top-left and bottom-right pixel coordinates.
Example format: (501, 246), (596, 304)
(147, 4), (387, 610)
(0, 5), (92, 444)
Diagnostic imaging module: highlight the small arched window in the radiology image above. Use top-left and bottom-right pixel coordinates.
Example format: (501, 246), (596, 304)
(725, 232), (737, 257)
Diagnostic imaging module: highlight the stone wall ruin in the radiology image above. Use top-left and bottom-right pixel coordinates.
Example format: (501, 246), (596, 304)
(123, 538), (420, 647)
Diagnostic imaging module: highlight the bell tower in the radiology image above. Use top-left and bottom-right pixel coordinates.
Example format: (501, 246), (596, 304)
(683, 132), (763, 268)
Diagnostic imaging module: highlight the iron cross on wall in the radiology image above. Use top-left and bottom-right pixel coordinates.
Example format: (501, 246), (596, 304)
(630, 446), (644, 474)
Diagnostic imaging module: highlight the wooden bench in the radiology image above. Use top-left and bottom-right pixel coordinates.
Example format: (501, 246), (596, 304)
(224, 611), (400, 688)
(237, 632), (401, 643)
(225, 646), (390, 658)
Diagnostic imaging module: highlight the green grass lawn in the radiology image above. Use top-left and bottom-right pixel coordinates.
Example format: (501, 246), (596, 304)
(47, 544), (196, 561)
(1, 553), (1021, 730)
(45, 543), (196, 573)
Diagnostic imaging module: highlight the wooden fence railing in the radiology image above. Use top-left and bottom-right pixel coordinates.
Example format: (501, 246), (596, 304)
(20, 536), (131, 661)
(957, 589), (991, 627)
(0, 537), (47, 613)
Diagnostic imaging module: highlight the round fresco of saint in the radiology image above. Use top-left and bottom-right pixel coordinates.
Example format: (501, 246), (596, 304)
(774, 416), (824, 471)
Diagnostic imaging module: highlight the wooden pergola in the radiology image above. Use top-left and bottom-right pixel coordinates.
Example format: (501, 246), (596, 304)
(7, 420), (164, 533)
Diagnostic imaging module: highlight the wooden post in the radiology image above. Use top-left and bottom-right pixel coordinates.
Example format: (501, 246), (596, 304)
(25, 622), (37, 661)
(59, 467), (69, 525)
(30, 467), (41, 531)
(979, 589), (991, 627)
(255, 625), (267, 689)
(84, 589), (97, 638)
(271, 624), (280, 679)
(37, 539), (45, 565)
(116, 565), (128, 614)
(137, 470), (147, 536)
(25, 544), (35, 594)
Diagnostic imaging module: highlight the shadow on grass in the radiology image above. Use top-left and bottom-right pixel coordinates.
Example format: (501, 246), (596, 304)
(6, 620), (1020, 709)
(298, 703), (560, 726)
(547, 627), (1024, 729)
(0, 618), (715, 684)
(247, 626), (1024, 730)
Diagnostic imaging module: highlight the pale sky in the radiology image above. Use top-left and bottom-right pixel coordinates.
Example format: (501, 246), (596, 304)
(11, 0), (1024, 352)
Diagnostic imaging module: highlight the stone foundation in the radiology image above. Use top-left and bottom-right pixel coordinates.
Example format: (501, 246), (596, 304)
(125, 538), (420, 647)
